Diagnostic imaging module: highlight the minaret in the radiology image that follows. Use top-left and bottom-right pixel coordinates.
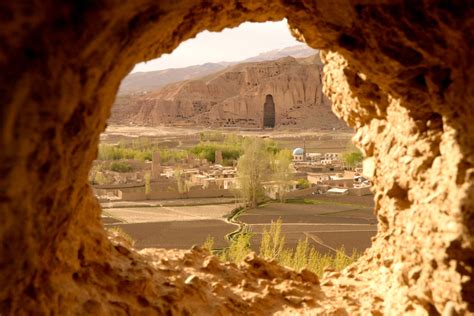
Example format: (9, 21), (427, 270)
(152, 152), (162, 179)
(303, 137), (306, 161)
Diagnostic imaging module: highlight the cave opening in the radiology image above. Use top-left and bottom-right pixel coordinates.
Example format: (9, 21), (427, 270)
(94, 21), (366, 263)
(1, 2), (472, 315)
(263, 94), (276, 128)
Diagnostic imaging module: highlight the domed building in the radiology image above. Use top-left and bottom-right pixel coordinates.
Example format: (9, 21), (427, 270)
(292, 147), (305, 161)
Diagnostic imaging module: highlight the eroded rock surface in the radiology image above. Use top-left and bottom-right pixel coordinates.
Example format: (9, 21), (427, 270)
(110, 55), (344, 129)
(0, 1), (472, 315)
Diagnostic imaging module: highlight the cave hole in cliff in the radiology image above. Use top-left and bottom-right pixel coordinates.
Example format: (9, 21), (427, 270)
(263, 94), (276, 128)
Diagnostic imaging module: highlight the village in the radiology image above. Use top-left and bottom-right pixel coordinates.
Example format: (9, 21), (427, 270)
(93, 144), (372, 203)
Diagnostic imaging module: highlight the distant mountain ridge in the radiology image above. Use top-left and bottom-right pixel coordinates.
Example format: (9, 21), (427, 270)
(118, 44), (316, 94)
(241, 45), (317, 62)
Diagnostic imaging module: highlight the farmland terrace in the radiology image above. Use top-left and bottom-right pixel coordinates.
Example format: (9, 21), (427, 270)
(240, 200), (376, 254)
(102, 202), (239, 249)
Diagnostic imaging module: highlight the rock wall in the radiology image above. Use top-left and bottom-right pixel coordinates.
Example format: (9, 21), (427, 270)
(0, 1), (472, 315)
(110, 55), (344, 129)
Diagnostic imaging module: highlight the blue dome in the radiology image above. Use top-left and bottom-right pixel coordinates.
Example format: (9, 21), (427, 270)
(293, 148), (304, 155)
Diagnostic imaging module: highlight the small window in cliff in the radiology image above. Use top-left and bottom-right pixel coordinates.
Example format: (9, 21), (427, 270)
(94, 19), (373, 269)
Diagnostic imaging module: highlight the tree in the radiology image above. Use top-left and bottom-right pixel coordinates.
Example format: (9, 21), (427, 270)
(342, 142), (364, 167)
(272, 149), (293, 202)
(144, 172), (151, 195)
(236, 137), (271, 208)
(173, 167), (188, 194)
(259, 218), (285, 260)
(342, 150), (363, 167)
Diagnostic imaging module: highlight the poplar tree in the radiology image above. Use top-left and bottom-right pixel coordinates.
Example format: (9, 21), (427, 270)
(236, 138), (271, 208)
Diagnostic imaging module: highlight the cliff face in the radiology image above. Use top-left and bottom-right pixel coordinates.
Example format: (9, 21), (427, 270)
(118, 44), (316, 94)
(110, 55), (346, 129)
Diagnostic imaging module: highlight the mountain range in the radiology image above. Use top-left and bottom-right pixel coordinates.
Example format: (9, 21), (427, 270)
(118, 44), (317, 94)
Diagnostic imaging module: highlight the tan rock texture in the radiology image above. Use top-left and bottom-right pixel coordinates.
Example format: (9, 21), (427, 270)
(110, 55), (345, 129)
(0, 1), (472, 315)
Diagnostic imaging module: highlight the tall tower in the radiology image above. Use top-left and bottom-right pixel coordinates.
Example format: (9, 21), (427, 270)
(152, 152), (162, 179)
(303, 137), (306, 161)
(215, 150), (223, 165)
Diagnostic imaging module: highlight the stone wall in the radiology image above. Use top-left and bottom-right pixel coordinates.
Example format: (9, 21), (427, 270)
(348, 186), (372, 197)
(119, 187), (234, 201)
(0, 1), (472, 314)
(285, 186), (321, 199)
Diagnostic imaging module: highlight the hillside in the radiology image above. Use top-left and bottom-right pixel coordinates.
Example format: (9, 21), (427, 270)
(110, 53), (346, 130)
(118, 44), (316, 94)
(118, 63), (227, 94)
(242, 44), (317, 62)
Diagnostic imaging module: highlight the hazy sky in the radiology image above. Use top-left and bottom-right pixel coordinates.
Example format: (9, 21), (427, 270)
(132, 19), (301, 73)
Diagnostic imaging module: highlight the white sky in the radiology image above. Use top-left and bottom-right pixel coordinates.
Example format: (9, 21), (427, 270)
(132, 19), (301, 73)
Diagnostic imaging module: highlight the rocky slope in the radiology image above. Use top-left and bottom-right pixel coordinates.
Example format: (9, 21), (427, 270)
(118, 63), (227, 94)
(111, 54), (346, 129)
(118, 44), (316, 94)
(241, 44), (317, 62)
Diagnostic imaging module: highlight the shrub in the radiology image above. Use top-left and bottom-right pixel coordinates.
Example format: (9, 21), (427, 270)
(106, 227), (135, 247)
(109, 161), (133, 173)
(199, 131), (225, 142)
(219, 232), (252, 263)
(202, 235), (215, 252)
(190, 142), (242, 163)
(297, 178), (310, 189)
(92, 171), (109, 185)
(212, 219), (361, 277)
(89, 163), (108, 184)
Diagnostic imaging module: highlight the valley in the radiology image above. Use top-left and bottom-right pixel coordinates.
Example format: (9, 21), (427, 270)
(94, 44), (373, 274)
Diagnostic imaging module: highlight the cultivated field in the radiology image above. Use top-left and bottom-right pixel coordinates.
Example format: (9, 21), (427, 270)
(239, 198), (377, 255)
(104, 204), (236, 223)
(102, 202), (238, 249)
(102, 196), (377, 254)
(110, 220), (235, 249)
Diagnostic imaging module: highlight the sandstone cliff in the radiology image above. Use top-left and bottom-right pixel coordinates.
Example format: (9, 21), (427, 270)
(110, 54), (346, 129)
(118, 44), (316, 94)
